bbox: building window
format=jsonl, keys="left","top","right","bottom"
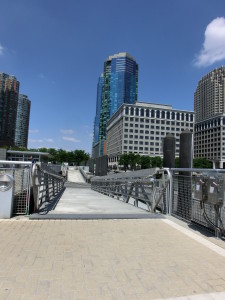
{"left": 167, "top": 111, "right": 170, "bottom": 119}
{"left": 161, "top": 111, "right": 165, "bottom": 119}
{"left": 125, "top": 107, "right": 129, "bottom": 115}
{"left": 146, "top": 109, "right": 149, "bottom": 117}
{"left": 130, "top": 107, "right": 134, "bottom": 115}
{"left": 156, "top": 110, "right": 160, "bottom": 118}
{"left": 151, "top": 110, "right": 155, "bottom": 118}
{"left": 141, "top": 108, "right": 144, "bottom": 117}
{"left": 135, "top": 108, "right": 139, "bottom": 116}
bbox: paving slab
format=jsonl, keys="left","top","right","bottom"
{"left": 1, "top": 218, "right": 225, "bottom": 299}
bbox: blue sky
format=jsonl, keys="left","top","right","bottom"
{"left": 0, "top": 0, "right": 225, "bottom": 154}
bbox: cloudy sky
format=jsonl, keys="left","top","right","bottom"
{"left": 0, "top": 0, "right": 225, "bottom": 153}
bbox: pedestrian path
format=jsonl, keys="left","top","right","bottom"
{"left": 31, "top": 184, "right": 159, "bottom": 220}
{"left": 67, "top": 168, "right": 85, "bottom": 183}
{"left": 1, "top": 217, "right": 225, "bottom": 299}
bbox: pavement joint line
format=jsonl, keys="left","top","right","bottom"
{"left": 159, "top": 290, "right": 225, "bottom": 299}
{"left": 163, "top": 219, "right": 225, "bottom": 258}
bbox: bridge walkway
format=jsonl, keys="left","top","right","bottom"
{"left": 31, "top": 167, "right": 159, "bottom": 219}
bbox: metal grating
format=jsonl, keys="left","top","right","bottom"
{"left": 0, "top": 166, "right": 31, "bottom": 215}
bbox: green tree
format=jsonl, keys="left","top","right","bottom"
{"left": 47, "top": 148, "right": 58, "bottom": 162}
{"left": 128, "top": 153, "right": 140, "bottom": 170}
{"left": 55, "top": 149, "right": 68, "bottom": 163}
{"left": 140, "top": 156, "right": 151, "bottom": 169}
{"left": 74, "top": 150, "right": 89, "bottom": 166}
{"left": 151, "top": 156, "right": 163, "bottom": 168}
{"left": 118, "top": 154, "right": 130, "bottom": 171}
{"left": 38, "top": 147, "right": 48, "bottom": 153}
{"left": 193, "top": 158, "right": 212, "bottom": 169}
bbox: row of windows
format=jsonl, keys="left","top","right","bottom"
{"left": 125, "top": 106, "right": 194, "bottom": 121}
{"left": 195, "top": 117, "right": 225, "bottom": 130}
{"left": 124, "top": 117, "right": 193, "bottom": 126}
{"left": 124, "top": 122, "right": 193, "bottom": 129}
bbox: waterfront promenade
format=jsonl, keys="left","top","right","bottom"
{"left": 1, "top": 169, "right": 225, "bottom": 299}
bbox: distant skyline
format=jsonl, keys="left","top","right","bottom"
{"left": 0, "top": 0, "right": 225, "bottom": 153}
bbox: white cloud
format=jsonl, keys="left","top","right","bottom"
{"left": 29, "top": 139, "right": 43, "bottom": 143}
{"left": 194, "top": 17, "right": 225, "bottom": 67}
{"left": 45, "top": 138, "right": 54, "bottom": 143}
{"left": 62, "top": 136, "right": 80, "bottom": 142}
{"left": 29, "top": 129, "right": 39, "bottom": 133}
{"left": 60, "top": 129, "right": 75, "bottom": 135}
{"left": 0, "top": 43, "right": 5, "bottom": 56}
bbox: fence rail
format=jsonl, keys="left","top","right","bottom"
{"left": 0, "top": 161, "right": 32, "bottom": 214}
{"left": 32, "top": 163, "right": 65, "bottom": 211}
{"left": 91, "top": 168, "right": 225, "bottom": 237}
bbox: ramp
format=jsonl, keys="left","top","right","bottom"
{"left": 30, "top": 184, "right": 163, "bottom": 220}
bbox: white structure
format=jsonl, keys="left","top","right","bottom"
{"left": 106, "top": 102, "right": 194, "bottom": 166}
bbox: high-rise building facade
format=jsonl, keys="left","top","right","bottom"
{"left": 0, "top": 73, "right": 20, "bottom": 147}
{"left": 15, "top": 94, "right": 31, "bottom": 148}
{"left": 93, "top": 52, "right": 138, "bottom": 157}
{"left": 194, "top": 66, "right": 225, "bottom": 122}
{"left": 194, "top": 66, "right": 225, "bottom": 168}
{"left": 93, "top": 74, "right": 104, "bottom": 146}
{"left": 106, "top": 102, "right": 194, "bottom": 166}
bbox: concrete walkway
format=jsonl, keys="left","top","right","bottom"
{"left": 67, "top": 168, "right": 85, "bottom": 183}
{"left": 1, "top": 217, "right": 225, "bottom": 299}
{"left": 31, "top": 184, "right": 157, "bottom": 219}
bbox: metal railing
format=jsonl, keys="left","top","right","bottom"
{"left": 79, "top": 166, "right": 93, "bottom": 183}
{"left": 91, "top": 168, "right": 168, "bottom": 213}
{"left": 91, "top": 168, "right": 225, "bottom": 237}
{"left": 0, "top": 161, "right": 32, "bottom": 214}
{"left": 32, "top": 162, "right": 66, "bottom": 211}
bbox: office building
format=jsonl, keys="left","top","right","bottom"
{"left": 15, "top": 94, "right": 31, "bottom": 148}
{"left": 106, "top": 102, "right": 194, "bottom": 166}
{"left": 92, "top": 52, "right": 138, "bottom": 157}
{"left": 93, "top": 74, "right": 104, "bottom": 147}
{"left": 0, "top": 73, "right": 19, "bottom": 147}
{"left": 194, "top": 67, "right": 225, "bottom": 168}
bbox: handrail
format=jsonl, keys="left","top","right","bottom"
{"left": 32, "top": 163, "right": 65, "bottom": 211}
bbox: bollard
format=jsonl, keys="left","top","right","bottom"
{"left": 177, "top": 129, "right": 193, "bottom": 220}
{"left": 163, "top": 133, "right": 175, "bottom": 168}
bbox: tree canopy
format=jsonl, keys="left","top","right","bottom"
{"left": 0, "top": 146, "right": 90, "bottom": 165}
{"left": 118, "top": 153, "right": 163, "bottom": 170}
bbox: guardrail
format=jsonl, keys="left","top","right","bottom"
{"left": 32, "top": 162, "right": 66, "bottom": 211}
{"left": 79, "top": 167, "right": 93, "bottom": 183}
{"left": 0, "top": 161, "right": 32, "bottom": 214}
{"left": 91, "top": 168, "right": 168, "bottom": 213}
{"left": 91, "top": 168, "right": 225, "bottom": 237}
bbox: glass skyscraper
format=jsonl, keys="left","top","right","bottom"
{"left": 15, "top": 94, "right": 31, "bottom": 148}
{"left": 0, "top": 73, "right": 20, "bottom": 147}
{"left": 93, "top": 73, "right": 104, "bottom": 145}
{"left": 92, "top": 52, "right": 138, "bottom": 157}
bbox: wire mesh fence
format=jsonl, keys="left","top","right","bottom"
{"left": 170, "top": 169, "right": 225, "bottom": 235}
{"left": 0, "top": 164, "right": 32, "bottom": 214}
{"left": 91, "top": 168, "right": 225, "bottom": 236}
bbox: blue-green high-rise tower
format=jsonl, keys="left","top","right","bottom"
{"left": 92, "top": 52, "right": 138, "bottom": 157}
